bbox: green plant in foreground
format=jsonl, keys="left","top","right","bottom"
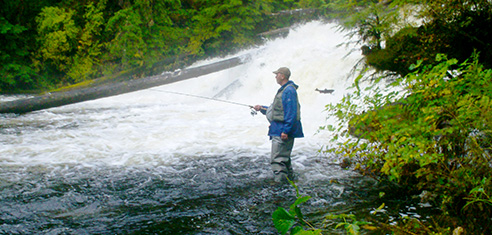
{"left": 272, "top": 179, "right": 322, "bottom": 235}
{"left": 325, "top": 213, "right": 373, "bottom": 235}
{"left": 463, "top": 177, "right": 492, "bottom": 213}
{"left": 324, "top": 203, "right": 381, "bottom": 235}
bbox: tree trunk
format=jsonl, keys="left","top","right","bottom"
{"left": 0, "top": 55, "right": 250, "bottom": 114}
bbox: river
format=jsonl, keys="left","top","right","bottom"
{"left": 0, "top": 21, "right": 431, "bottom": 234}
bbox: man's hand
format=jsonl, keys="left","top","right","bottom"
{"left": 253, "top": 105, "right": 263, "bottom": 111}
{"left": 281, "top": 133, "right": 288, "bottom": 140}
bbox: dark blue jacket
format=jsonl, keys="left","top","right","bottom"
{"left": 261, "top": 80, "right": 304, "bottom": 138}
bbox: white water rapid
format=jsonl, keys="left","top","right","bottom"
{"left": 0, "top": 21, "right": 360, "bottom": 167}
{"left": 0, "top": 21, "right": 391, "bottom": 234}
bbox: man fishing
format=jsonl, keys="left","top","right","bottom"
{"left": 254, "top": 67, "right": 304, "bottom": 183}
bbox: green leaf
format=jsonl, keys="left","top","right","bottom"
{"left": 292, "top": 196, "right": 312, "bottom": 209}
{"left": 289, "top": 195, "right": 311, "bottom": 220}
{"left": 346, "top": 223, "right": 361, "bottom": 235}
{"left": 291, "top": 227, "right": 323, "bottom": 235}
{"left": 272, "top": 207, "right": 296, "bottom": 235}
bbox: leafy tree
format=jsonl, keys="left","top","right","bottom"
{"left": 358, "top": 0, "right": 492, "bottom": 76}
{"left": 104, "top": 0, "right": 185, "bottom": 74}
{"left": 326, "top": 0, "right": 401, "bottom": 49}
{"left": 105, "top": 5, "right": 147, "bottom": 69}
{"left": 418, "top": 0, "right": 492, "bottom": 68}
{"left": 0, "top": 0, "right": 58, "bottom": 91}
{"left": 141, "top": 0, "right": 185, "bottom": 58}
{"left": 0, "top": 16, "right": 34, "bottom": 90}
{"left": 325, "top": 54, "right": 492, "bottom": 233}
{"left": 0, "top": 0, "right": 307, "bottom": 92}
{"left": 68, "top": 1, "right": 106, "bottom": 82}
{"left": 35, "top": 5, "right": 80, "bottom": 87}
{"left": 297, "top": 0, "right": 326, "bottom": 9}
{"left": 186, "top": 0, "right": 275, "bottom": 57}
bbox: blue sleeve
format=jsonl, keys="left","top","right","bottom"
{"left": 281, "top": 87, "right": 298, "bottom": 135}
{"left": 260, "top": 105, "right": 268, "bottom": 115}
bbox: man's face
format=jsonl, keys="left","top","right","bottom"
{"left": 275, "top": 73, "right": 284, "bottom": 85}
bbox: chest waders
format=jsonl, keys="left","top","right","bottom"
{"left": 268, "top": 83, "right": 300, "bottom": 183}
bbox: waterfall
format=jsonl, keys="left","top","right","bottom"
{"left": 0, "top": 21, "right": 376, "bottom": 235}
{"left": 0, "top": 21, "right": 362, "bottom": 167}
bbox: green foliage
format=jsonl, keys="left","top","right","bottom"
{"left": 0, "top": 1, "right": 51, "bottom": 91}
{"left": 36, "top": 6, "right": 80, "bottom": 73}
{"left": 423, "top": 0, "right": 492, "bottom": 69}
{"left": 365, "top": 0, "right": 492, "bottom": 76}
{"left": 332, "top": 0, "right": 492, "bottom": 77}
{"left": 326, "top": 0, "right": 402, "bottom": 50}
{"left": 68, "top": 1, "right": 106, "bottom": 82}
{"left": 320, "top": 0, "right": 492, "bottom": 233}
{"left": 463, "top": 177, "right": 492, "bottom": 214}
{"left": 365, "top": 26, "right": 440, "bottom": 76}
{"left": 297, "top": 0, "right": 326, "bottom": 9}
{"left": 325, "top": 213, "right": 373, "bottom": 235}
{"left": 279, "top": 198, "right": 378, "bottom": 235}
{"left": 272, "top": 179, "right": 322, "bottom": 235}
{"left": 0, "top": 16, "right": 36, "bottom": 90}
{"left": 105, "top": 0, "right": 185, "bottom": 70}
{"left": 324, "top": 54, "right": 492, "bottom": 233}
{"left": 186, "top": 0, "right": 274, "bottom": 56}
{"left": 1, "top": 0, "right": 304, "bottom": 93}
{"left": 106, "top": 6, "right": 146, "bottom": 68}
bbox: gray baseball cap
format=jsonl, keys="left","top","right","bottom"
{"left": 273, "top": 67, "right": 291, "bottom": 78}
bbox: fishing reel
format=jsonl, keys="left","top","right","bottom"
{"left": 250, "top": 107, "right": 258, "bottom": 116}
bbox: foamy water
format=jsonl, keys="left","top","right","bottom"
{"left": 0, "top": 21, "right": 401, "bottom": 234}
{"left": 0, "top": 21, "right": 360, "bottom": 168}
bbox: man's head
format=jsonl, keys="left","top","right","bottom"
{"left": 273, "top": 67, "right": 290, "bottom": 85}
{"left": 273, "top": 67, "right": 291, "bottom": 79}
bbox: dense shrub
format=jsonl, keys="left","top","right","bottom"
{"left": 326, "top": 54, "right": 492, "bottom": 233}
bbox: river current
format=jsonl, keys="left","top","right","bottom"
{"left": 0, "top": 21, "right": 428, "bottom": 234}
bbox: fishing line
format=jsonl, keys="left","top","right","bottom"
{"left": 149, "top": 88, "right": 260, "bottom": 116}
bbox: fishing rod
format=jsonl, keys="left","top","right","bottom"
{"left": 149, "top": 88, "right": 261, "bottom": 116}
